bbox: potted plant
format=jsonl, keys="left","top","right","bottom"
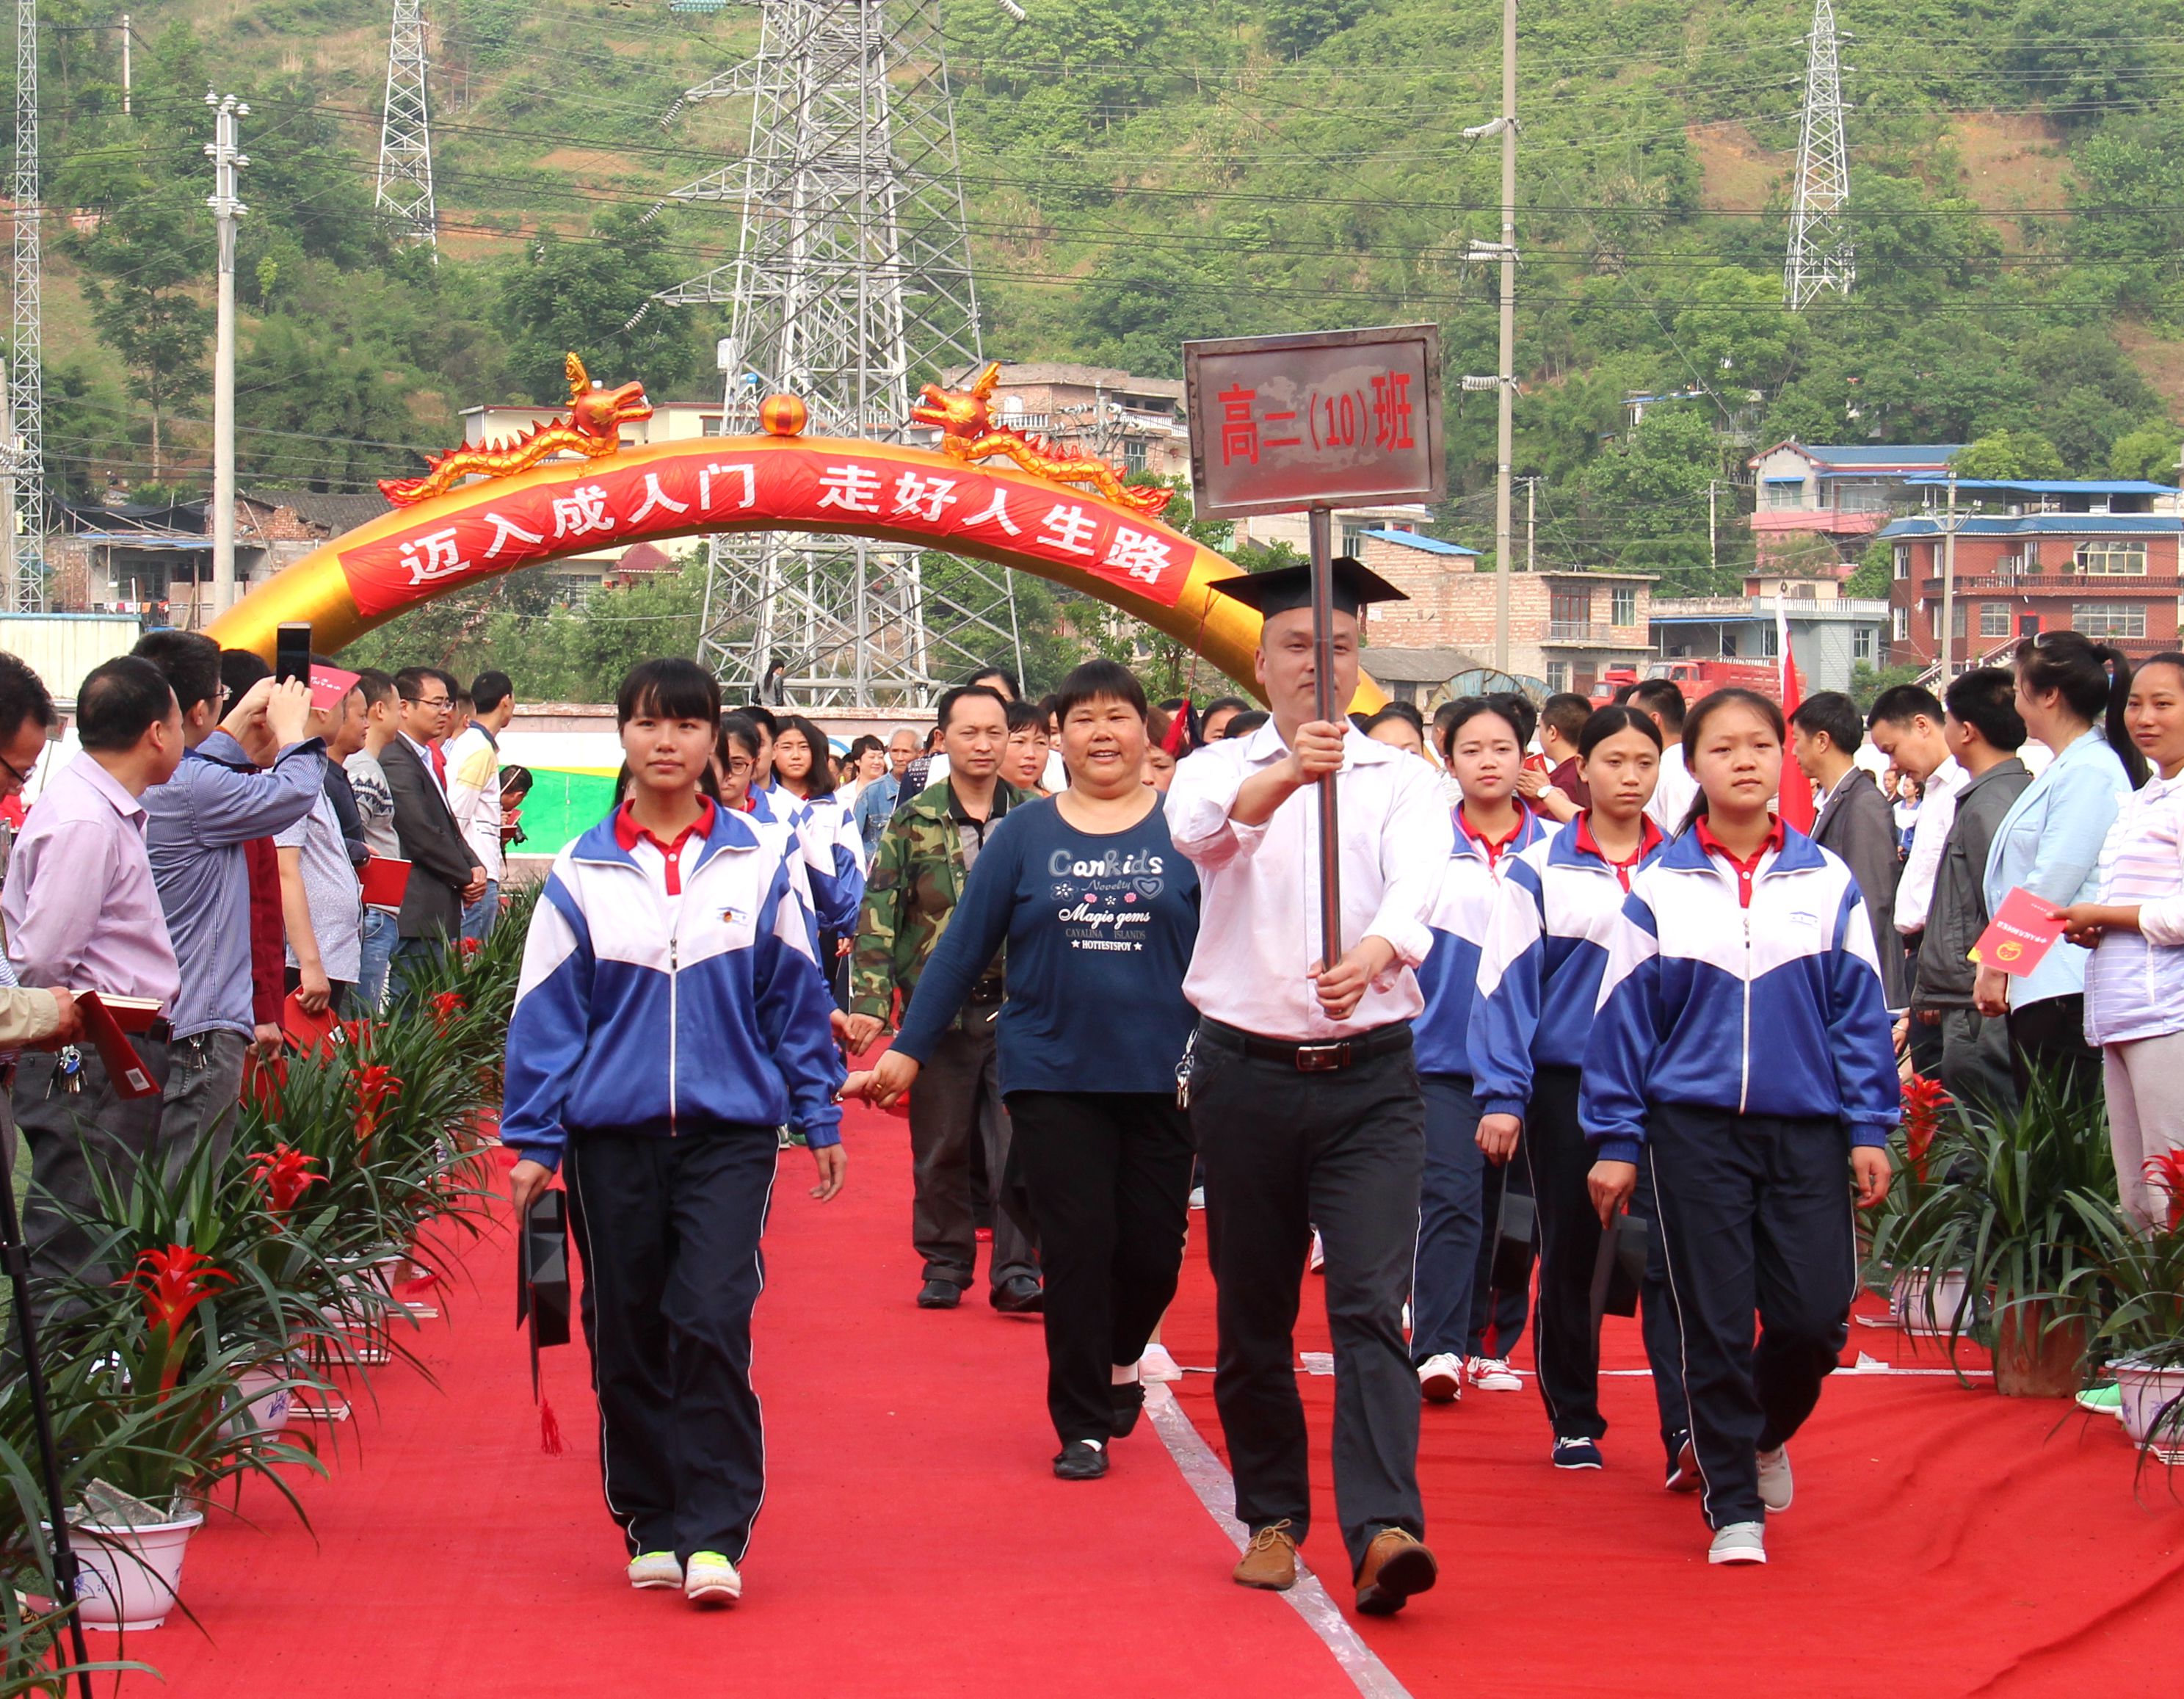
{"left": 1868, "top": 1065, "right": 2117, "bottom": 1394}
{"left": 2067, "top": 1158, "right": 2184, "bottom": 1461}
{"left": 1871, "top": 1076, "right": 1983, "bottom": 1337}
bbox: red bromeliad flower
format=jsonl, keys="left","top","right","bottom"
{"left": 248, "top": 1145, "right": 324, "bottom": 1225}
{"left": 350, "top": 1063, "right": 404, "bottom": 1161}
{"left": 429, "top": 990, "right": 467, "bottom": 1032}
{"left": 337, "top": 1018, "right": 374, "bottom": 1054}
{"left": 459, "top": 936, "right": 483, "bottom": 960}
{"left": 2145, "top": 1151, "right": 2184, "bottom": 1234}
{"left": 125, "top": 1246, "right": 233, "bottom": 1391}
{"left": 1901, "top": 1073, "right": 1951, "bottom": 1184}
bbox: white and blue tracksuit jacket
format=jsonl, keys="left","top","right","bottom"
{"left": 501, "top": 807, "right": 846, "bottom": 1170}
{"left": 1469, "top": 822, "right": 1667, "bottom": 1122}
{"left": 1578, "top": 825, "right": 1899, "bottom": 1164}
{"left": 752, "top": 783, "right": 866, "bottom": 935}
{"left": 1413, "top": 808, "right": 1559, "bottom": 1079}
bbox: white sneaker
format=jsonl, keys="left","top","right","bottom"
{"left": 1708, "top": 1521, "right": 1766, "bottom": 1565}
{"left": 1468, "top": 1355, "right": 1523, "bottom": 1392}
{"left": 1417, "top": 1352, "right": 1464, "bottom": 1404}
{"left": 684, "top": 1550, "right": 743, "bottom": 1605}
{"left": 1189, "top": 1186, "right": 1205, "bottom": 1211}
{"left": 628, "top": 1551, "right": 682, "bottom": 1590}
{"left": 1756, "top": 1445, "right": 1793, "bottom": 1513}
{"left": 1308, "top": 1230, "right": 1325, "bottom": 1273}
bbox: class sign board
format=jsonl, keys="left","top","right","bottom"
{"left": 1183, "top": 325, "right": 1445, "bottom": 521}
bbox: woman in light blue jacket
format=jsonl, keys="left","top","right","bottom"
{"left": 1974, "top": 631, "right": 2144, "bottom": 1103}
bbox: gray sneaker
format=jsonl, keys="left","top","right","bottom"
{"left": 1757, "top": 1445, "right": 1793, "bottom": 1513}
{"left": 1708, "top": 1521, "right": 1766, "bottom": 1565}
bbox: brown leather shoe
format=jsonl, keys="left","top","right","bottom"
{"left": 1232, "top": 1520, "right": 1299, "bottom": 1590}
{"left": 1354, "top": 1527, "right": 1437, "bottom": 1615}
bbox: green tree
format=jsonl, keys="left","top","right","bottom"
{"left": 236, "top": 317, "right": 421, "bottom": 492}
{"left": 1263, "top": 0, "right": 1369, "bottom": 59}
{"left": 1577, "top": 405, "right": 1726, "bottom": 592}
{"left": 73, "top": 190, "right": 213, "bottom": 481}
{"left": 496, "top": 207, "right": 709, "bottom": 404}
{"left": 1670, "top": 267, "right": 1800, "bottom": 391}
{"left": 1953, "top": 431, "right": 2065, "bottom": 479}
{"left": 2108, "top": 424, "right": 2181, "bottom": 482}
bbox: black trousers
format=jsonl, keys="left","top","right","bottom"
{"left": 1006, "top": 1092, "right": 1195, "bottom": 1444}
{"left": 1192, "top": 1030, "right": 1425, "bottom": 1576}
{"left": 565, "top": 1123, "right": 778, "bottom": 1565}
{"left": 907, "top": 1012, "right": 1037, "bottom": 1289}
{"left": 15, "top": 1038, "right": 173, "bottom": 1294}
{"left": 1523, "top": 1065, "right": 1688, "bottom": 1452}
{"left": 1645, "top": 1103, "right": 1855, "bottom": 1529}
{"left": 2008, "top": 993, "right": 2103, "bottom": 1106}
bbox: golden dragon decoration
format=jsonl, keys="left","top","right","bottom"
{"left": 380, "top": 353, "right": 654, "bottom": 506}
{"left": 910, "top": 362, "right": 1173, "bottom": 518}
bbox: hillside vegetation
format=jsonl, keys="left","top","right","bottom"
{"left": 18, "top": 0, "right": 2184, "bottom": 647}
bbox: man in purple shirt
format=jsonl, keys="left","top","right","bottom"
{"left": 5, "top": 656, "right": 186, "bottom": 1287}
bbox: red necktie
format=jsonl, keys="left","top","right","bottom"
{"left": 430, "top": 743, "right": 447, "bottom": 787}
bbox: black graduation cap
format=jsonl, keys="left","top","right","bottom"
{"left": 517, "top": 1189, "right": 571, "bottom": 1394}
{"left": 1207, "top": 556, "right": 1408, "bottom": 619}
{"left": 1490, "top": 1186, "right": 1538, "bottom": 1293}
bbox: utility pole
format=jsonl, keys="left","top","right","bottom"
{"left": 1524, "top": 475, "right": 1536, "bottom": 573}
{"left": 120, "top": 15, "right": 131, "bottom": 115}
{"left": 1785, "top": 0, "right": 1854, "bottom": 309}
{"left": 1708, "top": 478, "right": 1719, "bottom": 571}
{"left": 1940, "top": 469, "right": 1958, "bottom": 681}
{"left": 1461, "top": 0, "right": 1519, "bottom": 671}
{"left": 206, "top": 92, "right": 247, "bottom": 617}
{"left": 7, "top": 0, "right": 44, "bottom": 612}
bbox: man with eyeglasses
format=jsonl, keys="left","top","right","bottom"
{"left": 383, "top": 667, "right": 487, "bottom": 1000}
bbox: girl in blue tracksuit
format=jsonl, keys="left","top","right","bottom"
{"left": 1410, "top": 695, "right": 1557, "bottom": 1405}
{"left": 1581, "top": 689, "right": 1896, "bottom": 1568}
{"left": 503, "top": 659, "right": 846, "bottom": 1608}
{"left": 1470, "top": 706, "right": 1691, "bottom": 1479}
{"left": 771, "top": 712, "right": 866, "bottom": 1007}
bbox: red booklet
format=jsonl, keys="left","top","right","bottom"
{"left": 75, "top": 992, "right": 160, "bottom": 1100}
{"left": 1971, "top": 885, "right": 2069, "bottom": 978}
{"left": 308, "top": 664, "right": 360, "bottom": 714}
{"left": 282, "top": 991, "right": 336, "bottom": 1056}
{"left": 360, "top": 855, "right": 412, "bottom": 909}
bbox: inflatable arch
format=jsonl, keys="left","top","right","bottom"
{"left": 203, "top": 423, "right": 1387, "bottom": 712}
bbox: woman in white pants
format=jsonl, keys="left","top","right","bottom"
{"left": 2055, "top": 651, "right": 2184, "bottom": 1234}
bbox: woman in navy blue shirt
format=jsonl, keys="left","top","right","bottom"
{"left": 850, "top": 659, "right": 1201, "bottom": 1481}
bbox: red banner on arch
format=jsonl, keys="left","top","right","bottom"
{"left": 336, "top": 447, "right": 1197, "bottom": 617}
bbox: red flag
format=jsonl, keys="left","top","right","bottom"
{"left": 1774, "top": 603, "right": 1815, "bottom": 832}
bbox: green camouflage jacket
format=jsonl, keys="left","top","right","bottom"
{"left": 849, "top": 778, "right": 1022, "bottom": 1024}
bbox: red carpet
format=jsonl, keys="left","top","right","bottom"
{"left": 99, "top": 1106, "right": 1354, "bottom": 1699}
{"left": 91, "top": 1103, "right": 2184, "bottom": 1697}
{"left": 1163, "top": 1234, "right": 2184, "bottom": 1698}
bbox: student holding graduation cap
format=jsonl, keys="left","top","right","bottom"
{"left": 503, "top": 659, "right": 846, "bottom": 1609}
{"left": 1581, "top": 688, "right": 1896, "bottom": 1568}
{"left": 1167, "top": 557, "right": 1453, "bottom": 1617}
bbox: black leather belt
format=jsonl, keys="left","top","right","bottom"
{"left": 144, "top": 1018, "right": 173, "bottom": 1045}
{"left": 1197, "top": 1018, "right": 1412, "bottom": 1073}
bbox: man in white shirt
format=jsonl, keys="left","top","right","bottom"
{"left": 446, "top": 669, "right": 515, "bottom": 943}
{"left": 1632, "top": 679, "right": 1698, "bottom": 835}
{"left": 1867, "top": 683, "right": 1966, "bottom": 1074}
{"left": 1165, "top": 559, "right": 1451, "bottom": 1618}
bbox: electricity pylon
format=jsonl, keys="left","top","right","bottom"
{"left": 650, "top": 0, "right": 1022, "bottom": 707}
{"left": 376, "top": 0, "right": 438, "bottom": 252}
{"left": 1784, "top": 0, "right": 1853, "bottom": 310}
{"left": 6, "top": 0, "right": 44, "bottom": 610}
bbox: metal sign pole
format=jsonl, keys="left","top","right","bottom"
{"left": 1308, "top": 505, "right": 1343, "bottom": 971}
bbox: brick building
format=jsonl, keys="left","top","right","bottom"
{"left": 936, "top": 361, "right": 1191, "bottom": 481}
{"left": 1878, "top": 477, "right": 2183, "bottom": 670}
{"left": 1353, "top": 529, "right": 1654, "bottom": 697}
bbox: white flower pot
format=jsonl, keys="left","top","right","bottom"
{"left": 62, "top": 1510, "right": 204, "bottom": 1631}
{"left": 1893, "top": 1268, "right": 1975, "bottom": 1336}
{"left": 218, "top": 1366, "right": 295, "bottom": 1441}
{"left": 2114, "top": 1359, "right": 2184, "bottom": 1458}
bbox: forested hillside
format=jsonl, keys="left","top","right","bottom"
{"left": 21, "top": 0, "right": 2184, "bottom": 640}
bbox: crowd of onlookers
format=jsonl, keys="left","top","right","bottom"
{"left": 0, "top": 634, "right": 528, "bottom": 1294}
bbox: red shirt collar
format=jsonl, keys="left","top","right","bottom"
{"left": 1573, "top": 811, "right": 1663, "bottom": 880}
{"left": 614, "top": 797, "right": 717, "bottom": 857}
{"left": 1693, "top": 814, "right": 1785, "bottom": 906}
{"left": 1457, "top": 804, "right": 1530, "bottom": 866}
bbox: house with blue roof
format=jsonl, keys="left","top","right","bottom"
{"left": 1746, "top": 441, "right": 1967, "bottom": 567}
{"left": 1878, "top": 474, "right": 2183, "bottom": 670}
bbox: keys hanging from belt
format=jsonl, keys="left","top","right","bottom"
{"left": 57, "top": 1045, "right": 83, "bottom": 1094}
{"left": 1175, "top": 1030, "right": 1199, "bottom": 1110}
